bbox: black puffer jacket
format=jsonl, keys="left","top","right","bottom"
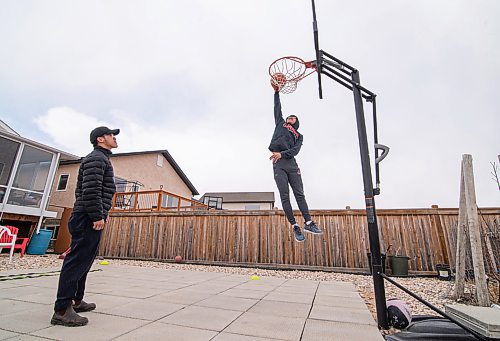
{"left": 268, "top": 92, "right": 303, "bottom": 159}
{"left": 72, "top": 147, "right": 116, "bottom": 222}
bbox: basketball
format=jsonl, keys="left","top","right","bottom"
{"left": 271, "top": 72, "right": 287, "bottom": 87}
{"left": 174, "top": 255, "right": 183, "bottom": 263}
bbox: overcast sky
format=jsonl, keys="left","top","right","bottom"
{"left": 1, "top": 0, "right": 499, "bottom": 209}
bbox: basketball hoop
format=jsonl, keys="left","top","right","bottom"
{"left": 269, "top": 56, "right": 316, "bottom": 94}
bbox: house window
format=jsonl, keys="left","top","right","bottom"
{"left": 245, "top": 204, "right": 260, "bottom": 210}
{"left": 7, "top": 145, "right": 53, "bottom": 208}
{"left": 157, "top": 154, "right": 164, "bottom": 167}
{"left": 203, "top": 196, "right": 223, "bottom": 210}
{"left": 0, "top": 136, "right": 20, "bottom": 203}
{"left": 56, "top": 174, "right": 69, "bottom": 191}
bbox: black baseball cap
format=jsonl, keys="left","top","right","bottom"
{"left": 90, "top": 126, "right": 120, "bottom": 145}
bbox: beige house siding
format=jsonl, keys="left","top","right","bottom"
{"left": 111, "top": 154, "right": 191, "bottom": 198}
{"left": 222, "top": 202, "right": 274, "bottom": 210}
{"left": 49, "top": 152, "right": 193, "bottom": 218}
{"left": 49, "top": 164, "right": 80, "bottom": 218}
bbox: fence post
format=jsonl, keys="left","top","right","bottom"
{"left": 462, "top": 154, "right": 490, "bottom": 306}
{"left": 454, "top": 166, "right": 467, "bottom": 299}
{"left": 157, "top": 191, "right": 162, "bottom": 211}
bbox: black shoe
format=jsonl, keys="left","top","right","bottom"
{"left": 73, "top": 300, "right": 96, "bottom": 313}
{"left": 50, "top": 305, "right": 88, "bottom": 327}
{"left": 292, "top": 225, "right": 305, "bottom": 242}
{"left": 304, "top": 221, "right": 323, "bottom": 235}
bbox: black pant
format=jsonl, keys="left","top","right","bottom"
{"left": 54, "top": 212, "right": 102, "bottom": 312}
{"left": 273, "top": 157, "right": 312, "bottom": 225}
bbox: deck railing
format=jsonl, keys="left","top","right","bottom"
{"left": 111, "top": 190, "right": 207, "bottom": 212}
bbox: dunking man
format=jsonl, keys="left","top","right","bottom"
{"left": 269, "top": 82, "right": 322, "bottom": 242}
{"left": 51, "top": 126, "right": 119, "bottom": 326}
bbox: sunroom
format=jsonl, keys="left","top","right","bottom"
{"left": 0, "top": 130, "right": 79, "bottom": 239}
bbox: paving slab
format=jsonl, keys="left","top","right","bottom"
{"left": 11, "top": 292, "right": 56, "bottom": 305}
{"left": 0, "top": 282, "right": 28, "bottom": 290}
{"left": 313, "top": 294, "right": 367, "bottom": 309}
{"left": 263, "top": 291, "right": 315, "bottom": 305}
{"left": 0, "top": 306, "right": 53, "bottom": 334}
{"left": 102, "top": 287, "right": 164, "bottom": 299}
{"left": 84, "top": 293, "right": 141, "bottom": 312}
{"left": 32, "top": 312, "right": 148, "bottom": 341}
{"left": 225, "top": 312, "right": 305, "bottom": 340}
{"left": 114, "top": 322, "right": 217, "bottom": 341}
{"left": 302, "top": 319, "right": 384, "bottom": 341}
{"left": 0, "top": 286, "right": 47, "bottom": 299}
{"left": 247, "top": 300, "right": 311, "bottom": 318}
{"left": 309, "top": 305, "right": 377, "bottom": 326}
{"left": 0, "top": 329, "right": 19, "bottom": 340}
{"left": 194, "top": 295, "right": 258, "bottom": 311}
{"left": 101, "top": 300, "right": 185, "bottom": 320}
{"left": 3, "top": 335, "right": 50, "bottom": 341}
{"left": 185, "top": 284, "right": 235, "bottom": 294}
{"left": 0, "top": 299, "right": 47, "bottom": 316}
{"left": 212, "top": 332, "right": 277, "bottom": 341}
{"left": 220, "top": 288, "right": 269, "bottom": 300}
{"left": 273, "top": 285, "right": 317, "bottom": 295}
{"left": 152, "top": 290, "right": 211, "bottom": 305}
{"left": 159, "top": 306, "right": 242, "bottom": 331}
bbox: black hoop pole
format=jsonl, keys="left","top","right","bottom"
{"left": 351, "top": 70, "right": 389, "bottom": 329}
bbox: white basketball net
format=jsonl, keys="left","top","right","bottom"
{"left": 269, "top": 57, "right": 309, "bottom": 94}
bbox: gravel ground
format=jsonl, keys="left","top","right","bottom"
{"left": 2, "top": 254, "right": 497, "bottom": 325}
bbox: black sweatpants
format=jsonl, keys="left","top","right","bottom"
{"left": 273, "top": 157, "right": 312, "bottom": 225}
{"left": 54, "top": 212, "right": 102, "bottom": 312}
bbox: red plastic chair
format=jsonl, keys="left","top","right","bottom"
{"left": 0, "top": 226, "right": 29, "bottom": 259}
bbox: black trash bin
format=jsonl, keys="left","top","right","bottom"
{"left": 367, "top": 252, "right": 386, "bottom": 274}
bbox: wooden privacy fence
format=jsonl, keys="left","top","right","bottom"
{"left": 99, "top": 207, "right": 500, "bottom": 273}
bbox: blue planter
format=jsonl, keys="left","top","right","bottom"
{"left": 26, "top": 229, "right": 52, "bottom": 255}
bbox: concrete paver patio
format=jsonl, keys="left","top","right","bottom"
{"left": 0, "top": 265, "right": 384, "bottom": 340}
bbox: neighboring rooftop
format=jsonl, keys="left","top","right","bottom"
{"left": 201, "top": 192, "right": 275, "bottom": 203}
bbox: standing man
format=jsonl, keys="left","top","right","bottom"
{"left": 269, "top": 82, "right": 322, "bottom": 242}
{"left": 51, "top": 126, "right": 119, "bottom": 326}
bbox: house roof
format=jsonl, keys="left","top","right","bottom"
{"left": 0, "top": 130, "right": 80, "bottom": 161}
{"left": 201, "top": 192, "right": 275, "bottom": 203}
{"left": 0, "top": 120, "right": 20, "bottom": 136}
{"left": 60, "top": 149, "right": 199, "bottom": 195}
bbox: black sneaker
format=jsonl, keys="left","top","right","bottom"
{"left": 50, "top": 305, "right": 88, "bottom": 327}
{"left": 304, "top": 221, "right": 323, "bottom": 235}
{"left": 292, "top": 225, "right": 305, "bottom": 242}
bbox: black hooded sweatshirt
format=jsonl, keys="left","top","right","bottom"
{"left": 268, "top": 92, "right": 303, "bottom": 159}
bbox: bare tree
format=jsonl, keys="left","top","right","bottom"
{"left": 492, "top": 161, "right": 500, "bottom": 191}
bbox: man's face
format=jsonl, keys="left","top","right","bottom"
{"left": 97, "top": 134, "right": 118, "bottom": 149}
{"left": 286, "top": 116, "right": 297, "bottom": 125}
